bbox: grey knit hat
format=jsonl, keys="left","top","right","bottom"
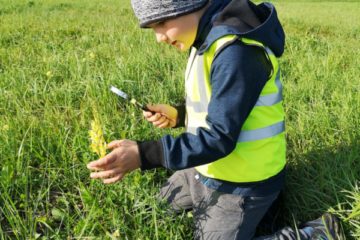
{"left": 131, "top": 0, "right": 209, "bottom": 28}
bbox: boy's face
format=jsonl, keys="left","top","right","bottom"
{"left": 149, "top": 12, "right": 201, "bottom": 52}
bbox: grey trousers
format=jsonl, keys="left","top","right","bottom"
{"left": 159, "top": 168, "right": 282, "bottom": 240}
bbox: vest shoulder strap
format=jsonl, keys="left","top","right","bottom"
{"left": 211, "top": 36, "right": 273, "bottom": 69}
{"left": 212, "top": 35, "right": 238, "bottom": 59}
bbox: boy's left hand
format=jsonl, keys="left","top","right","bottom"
{"left": 87, "top": 139, "right": 141, "bottom": 184}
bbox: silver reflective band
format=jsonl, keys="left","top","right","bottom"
{"left": 238, "top": 121, "right": 285, "bottom": 142}
{"left": 186, "top": 97, "right": 206, "bottom": 112}
{"left": 186, "top": 55, "right": 209, "bottom": 113}
{"left": 196, "top": 56, "right": 209, "bottom": 110}
{"left": 186, "top": 121, "right": 284, "bottom": 142}
{"left": 185, "top": 48, "right": 197, "bottom": 82}
{"left": 255, "top": 71, "right": 283, "bottom": 106}
{"left": 275, "top": 70, "right": 282, "bottom": 89}
{"left": 265, "top": 47, "right": 275, "bottom": 56}
{"left": 255, "top": 92, "right": 282, "bottom": 106}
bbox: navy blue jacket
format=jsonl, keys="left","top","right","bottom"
{"left": 138, "top": 0, "right": 286, "bottom": 195}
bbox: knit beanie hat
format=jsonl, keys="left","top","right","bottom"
{"left": 131, "top": 0, "right": 209, "bottom": 28}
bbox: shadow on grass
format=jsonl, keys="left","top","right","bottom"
{"left": 257, "top": 139, "right": 359, "bottom": 239}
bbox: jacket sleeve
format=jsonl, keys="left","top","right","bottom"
{"left": 138, "top": 42, "right": 272, "bottom": 170}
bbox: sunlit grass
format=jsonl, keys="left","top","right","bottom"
{"left": 0, "top": 0, "right": 359, "bottom": 239}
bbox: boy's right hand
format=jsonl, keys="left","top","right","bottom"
{"left": 143, "top": 104, "right": 178, "bottom": 128}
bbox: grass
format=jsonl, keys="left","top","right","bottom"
{"left": 0, "top": 0, "right": 359, "bottom": 239}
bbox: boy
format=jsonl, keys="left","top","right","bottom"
{"left": 87, "top": 0, "right": 341, "bottom": 239}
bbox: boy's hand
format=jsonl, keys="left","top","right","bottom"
{"left": 143, "top": 104, "right": 178, "bottom": 128}
{"left": 87, "top": 140, "right": 141, "bottom": 184}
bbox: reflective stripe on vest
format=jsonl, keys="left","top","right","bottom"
{"left": 238, "top": 121, "right": 284, "bottom": 142}
{"left": 255, "top": 70, "right": 282, "bottom": 106}
{"left": 186, "top": 54, "right": 208, "bottom": 112}
{"left": 187, "top": 68, "right": 282, "bottom": 111}
{"left": 187, "top": 119, "right": 285, "bottom": 143}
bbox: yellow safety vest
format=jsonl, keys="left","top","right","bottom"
{"left": 185, "top": 35, "right": 286, "bottom": 183}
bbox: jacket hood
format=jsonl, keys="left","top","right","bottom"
{"left": 198, "top": 1, "right": 285, "bottom": 57}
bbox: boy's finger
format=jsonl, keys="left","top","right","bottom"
{"left": 158, "top": 119, "right": 170, "bottom": 129}
{"left": 143, "top": 111, "right": 153, "bottom": 118}
{"left": 147, "top": 113, "right": 162, "bottom": 122}
{"left": 107, "top": 140, "right": 124, "bottom": 149}
{"left": 87, "top": 153, "right": 116, "bottom": 169}
{"left": 87, "top": 166, "right": 103, "bottom": 171}
{"left": 153, "top": 116, "right": 167, "bottom": 127}
{"left": 103, "top": 173, "right": 125, "bottom": 184}
{"left": 90, "top": 168, "right": 122, "bottom": 179}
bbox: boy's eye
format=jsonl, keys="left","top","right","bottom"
{"left": 149, "top": 21, "right": 166, "bottom": 30}
{"left": 156, "top": 21, "right": 165, "bottom": 27}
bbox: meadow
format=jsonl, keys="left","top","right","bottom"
{"left": 0, "top": 0, "right": 359, "bottom": 239}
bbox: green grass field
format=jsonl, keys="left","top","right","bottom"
{"left": 0, "top": 0, "right": 359, "bottom": 239}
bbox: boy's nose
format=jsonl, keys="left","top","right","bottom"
{"left": 155, "top": 33, "right": 168, "bottom": 43}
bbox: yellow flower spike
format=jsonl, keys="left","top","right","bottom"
{"left": 89, "top": 117, "right": 107, "bottom": 159}
{"left": 46, "top": 71, "right": 52, "bottom": 78}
